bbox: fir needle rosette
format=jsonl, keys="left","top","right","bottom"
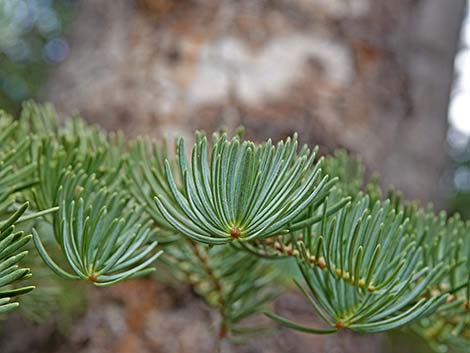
{"left": 155, "top": 131, "right": 335, "bottom": 245}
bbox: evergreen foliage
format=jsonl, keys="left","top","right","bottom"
{"left": 0, "top": 123, "right": 38, "bottom": 314}
{"left": 0, "top": 101, "right": 469, "bottom": 353}
{"left": 154, "top": 131, "right": 334, "bottom": 245}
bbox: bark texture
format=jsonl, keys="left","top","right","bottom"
{"left": 43, "top": 0, "right": 465, "bottom": 205}
{"left": 24, "top": 0, "right": 466, "bottom": 352}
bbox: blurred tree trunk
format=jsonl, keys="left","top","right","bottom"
{"left": 40, "top": 0, "right": 465, "bottom": 352}
{"left": 43, "top": 0, "right": 466, "bottom": 206}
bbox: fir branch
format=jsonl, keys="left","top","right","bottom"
{"left": 0, "top": 203, "right": 36, "bottom": 314}
{"left": 267, "top": 195, "right": 449, "bottom": 333}
{"left": 162, "top": 239, "right": 279, "bottom": 338}
{"left": 154, "top": 131, "right": 334, "bottom": 244}
{"left": 3, "top": 101, "right": 470, "bottom": 353}
{"left": 33, "top": 170, "right": 162, "bottom": 286}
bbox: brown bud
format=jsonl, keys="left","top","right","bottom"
{"left": 88, "top": 273, "right": 97, "bottom": 282}
{"left": 335, "top": 321, "right": 345, "bottom": 329}
{"left": 230, "top": 228, "right": 241, "bottom": 238}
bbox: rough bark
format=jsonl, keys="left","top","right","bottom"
{"left": 28, "top": 0, "right": 467, "bottom": 352}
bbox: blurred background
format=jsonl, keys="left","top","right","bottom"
{"left": 0, "top": 0, "right": 468, "bottom": 352}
